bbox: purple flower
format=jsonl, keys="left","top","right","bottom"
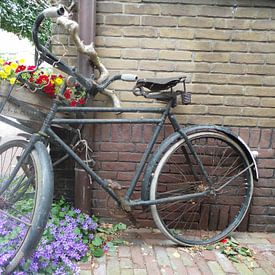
{"left": 0, "top": 200, "right": 98, "bottom": 274}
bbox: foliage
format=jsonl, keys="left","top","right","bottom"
{"left": 207, "top": 236, "right": 253, "bottom": 263}
{"left": 0, "top": 0, "right": 51, "bottom": 44}
{"left": 89, "top": 218, "right": 128, "bottom": 258}
{"left": 0, "top": 197, "right": 127, "bottom": 274}
{"left": 0, "top": 57, "right": 87, "bottom": 106}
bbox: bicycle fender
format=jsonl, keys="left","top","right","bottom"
{"left": 6, "top": 141, "right": 54, "bottom": 274}
{"left": 24, "top": 142, "right": 54, "bottom": 256}
{"left": 141, "top": 125, "right": 258, "bottom": 202}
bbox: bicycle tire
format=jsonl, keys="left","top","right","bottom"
{"left": 0, "top": 139, "right": 53, "bottom": 273}
{"left": 150, "top": 129, "right": 253, "bottom": 246}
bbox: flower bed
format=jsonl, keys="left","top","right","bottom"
{"left": 0, "top": 197, "right": 127, "bottom": 274}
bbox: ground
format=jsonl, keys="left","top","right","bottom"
{"left": 79, "top": 228, "right": 275, "bottom": 275}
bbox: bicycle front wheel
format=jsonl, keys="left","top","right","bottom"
{"left": 150, "top": 130, "right": 253, "bottom": 246}
{"left": 0, "top": 139, "right": 53, "bottom": 273}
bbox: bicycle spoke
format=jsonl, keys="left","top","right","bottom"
{"left": 0, "top": 208, "right": 31, "bottom": 227}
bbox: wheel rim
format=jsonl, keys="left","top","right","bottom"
{"left": 0, "top": 142, "right": 38, "bottom": 271}
{"left": 150, "top": 132, "right": 253, "bottom": 246}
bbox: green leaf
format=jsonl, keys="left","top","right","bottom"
{"left": 111, "top": 238, "right": 126, "bottom": 246}
{"left": 93, "top": 247, "right": 104, "bottom": 257}
{"left": 229, "top": 255, "right": 239, "bottom": 263}
{"left": 92, "top": 236, "right": 103, "bottom": 246}
{"left": 74, "top": 227, "right": 81, "bottom": 235}
{"left": 113, "top": 222, "right": 127, "bottom": 232}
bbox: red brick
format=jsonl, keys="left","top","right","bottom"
{"left": 201, "top": 250, "right": 217, "bottom": 261}
{"left": 144, "top": 254, "right": 161, "bottom": 275}
{"left": 131, "top": 125, "right": 143, "bottom": 143}
{"left": 94, "top": 151, "right": 118, "bottom": 161}
{"left": 130, "top": 246, "right": 146, "bottom": 269}
{"left": 100, "top": 142, "right": 136, "bottom": 152}
{"left": 119, "top": 152, "right": 142, "bottom": 162}
{"left": 101, "top": 161, "right": 135, "bottom": 171}
{"left": 259, "top": 129, "right": 272, "bottom": 149}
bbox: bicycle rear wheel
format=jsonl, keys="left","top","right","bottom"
{"left": 150, "top": 130, "right": 253, "bottom": 246}
{"left": 0, "top": 139, "right": 53, "bottom": 273}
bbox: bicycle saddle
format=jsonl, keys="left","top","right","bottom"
{"left": 135, "top": 76, "right": 186, "bottom": 92}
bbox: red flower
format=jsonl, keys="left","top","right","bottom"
{"left": 220, "top": 239, "right": 228, "bottom": 244}
{"left": 27, "top": 65, "right": 36, "bottom": 71}
{"left": 16, "top": 65, "right": 26, "bottom": 73}
{"left": 64, "top": 89, "right": 71, "bottom": 100}
{"left": 36, "top": 74, "right": 49, "bottom": 85}
{"left": 43, "top": 83, "right": 55, "bottom": 97}
{"left": 70, "top": 100, "right": 77, "bottom": 107}
{"left": 78, "top": 98, "right": 86, "bottom": 105}
{"left": 50, "top": 74, "right": 57, "bottom": 80}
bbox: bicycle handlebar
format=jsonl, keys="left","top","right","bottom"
{"left": 43, "top": 5, "right": 65, "bottom": 18}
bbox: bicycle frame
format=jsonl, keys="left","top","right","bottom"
{"left": 16, "top": 85, "right": 208, "bottom": 213}
{"left": 0, "top": 80, "right": 212, "bottom": 211}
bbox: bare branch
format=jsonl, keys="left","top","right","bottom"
{"left": 56, "top": 14, "right": 109, "bottom": 83}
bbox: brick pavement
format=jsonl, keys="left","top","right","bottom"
{"left": 79, "top": 229, "right": 275, "bottom": 275}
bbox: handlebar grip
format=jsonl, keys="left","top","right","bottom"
{"left": 121, "top": 74, "right": 138, "bottom": 82}
{"left": 43, "top": 5, "right": 65, "bottom": 18}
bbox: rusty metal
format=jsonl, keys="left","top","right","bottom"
{"left": 74, "top": 0, "right": 96, "bottom": 214}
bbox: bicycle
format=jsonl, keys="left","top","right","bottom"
{"left": 0, "top": 5, "right": 258, "bottom": 273}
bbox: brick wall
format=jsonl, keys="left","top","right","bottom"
{"left": 53, "top": 0, "right": 275, "bottom": 232}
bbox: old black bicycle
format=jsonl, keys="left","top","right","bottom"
{"left": 0, "top": 6, "right": 258, "bottom": 273}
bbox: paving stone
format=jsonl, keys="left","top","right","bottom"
{"left": 79, "top": 229, "right": 275, "bottom": 275}
{"left": 267, "top": 237, "right": 275, "bottom": 244}
{"left": 252, "top": 268, "right": 268, "bottom": 275}
{"left": 207, "top": 261, "right": 225, "bottom": 275}
{"left": 131, "top": 246, "right": 146, "bottom": 269}
{"left": 107, "top": 258, "right": 120, "bottom": 275}
{"left": 120, "top": 257, "right": 134, "bottom": 269}
{"left": 154, "top": 246, "right": 171, "bottom": 267}
{"left": 166, "top": 248, "right": 187, "bottom": 274}
{"left": 194, "top": 256, "right": 213, "bottom": 275}
{"left": 160, "top": 265, "right": 174, "bottom": 275}
{"left": 201, "top": 250, "right": 217, "bottom": 261}
{"left": 215, "top": 252, "right": 237, "bottom": 273}
{"left": 119, "top": 246, "right": 131, "bottom": 257}
{"left": 144, "top": 253, "right": 161, "bottom": 275}
{"left": 133, "top": 269, "right": 147, "bottom": 275}
{"left": 92, "top": 256, "right": 107, "bottom": 275}
{"left": 121, "top": 268, "right": 134, "bottom": 275}
{"left": 232, "top": 262, "right": 253, "bottom": 274}
{"left": 186, "top": 266, "right": 202, "bottom": 275}
{"left": 179, "top": 250, "right": 195, "bottom": 266}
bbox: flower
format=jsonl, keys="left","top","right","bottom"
{"left": 0, "top": 57, "right": 87, "bottom": 106}
{"left": 220, "top": 238, "right": 228, "bottom": 244}
{"left": 70, "top": 100, "right": 77, "bottom": 107}
{"left": 9, "top": 77, "right": 16, "bottom": 85}
{"left": 54, "top": 76, "right": 63, "bottom": 86}
{"left": 10, "top": 62, "right": 18, "bottom": 70}
{"left": 0, "top": 71, "right": 7, "bottom": 79}
{"left": 64, "top": 89, "right": 71, "bottom": 99}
